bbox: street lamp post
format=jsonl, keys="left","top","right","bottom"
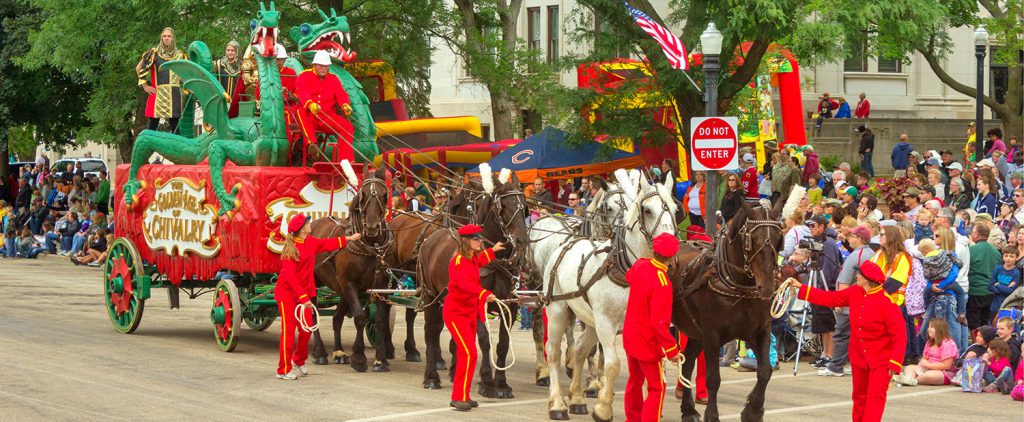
{"left": 974, "top": 25, "right": 988, "bottom": 165}
{"left": 701, "top": 22, "right": 724, "bottom": 237}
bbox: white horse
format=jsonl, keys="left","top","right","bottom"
{"left": 542, "top": 171, "right": 677, "bottom": 421}
{"left": 527, "top": 175, "right": 635, "bottom": 389}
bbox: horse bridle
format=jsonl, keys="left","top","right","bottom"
{"left": 712, "top": 206, "right": 784, "bottom": 298}
{"left": 347, "top": 177, "right": 393, "bottom": 261}
{"left": 630, "top": 188, "right": 677, "bottom": 244}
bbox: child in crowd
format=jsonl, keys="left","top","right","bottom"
{"left": 855, "top": 172, "right": 870, "bottom": 193}
{"left": 982, "top": 338, "right": 1015, "bottom": 394}
{"left": 807, "top": 174, "right": 822, "bottom": 205}
{"left": 894, "top": 319, "right": 958, "bottom": 386}
{"left": 996, "top": 199, "right": 1017, "bottom": 237}
{"left": 16, "top": 227, "right": 46, "bottom": 259}
{"left": 917, "top": 239, "right": 968, "bottom": 346}
{"left": 995, "top": 317, "right": 1021, "bottom": 371}
{"left": 965, "top": 325, "right": 997, "bottom": 359}
{"left": 2, "top": 225, "right": 16, "bottom": 258}
{"left": 1013, "top": 359, "right": 1024, "bottom": 401}
{"left": 913, "top": 209, "right": 934, "bottom": 245}
{"left": 737, "top": 333, "right": 778, "bottom": 371}
{"left": 988, "top": 247, "right": 1020, "bottom": 317}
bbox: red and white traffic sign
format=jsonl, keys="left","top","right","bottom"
{"left": 689, "top": 116, "right": 739, "bottom": 171}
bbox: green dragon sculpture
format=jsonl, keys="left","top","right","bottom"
{"left": 291, "top": 8, "right": 379, "bottom": 162}
{"left": 123, "top": 1, "right": 289, "bottom": 216}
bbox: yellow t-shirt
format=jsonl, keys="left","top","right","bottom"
{"left": 807, "top": 187, "right": 823, "bottom": 205}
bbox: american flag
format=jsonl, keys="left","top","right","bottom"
{"left": 624, "top": 1, "right": 689, "bottom": 70}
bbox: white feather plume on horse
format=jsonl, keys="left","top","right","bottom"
{"left": 614, "top": 169, "right": 637, "bottom": 201}
{"left": 480, "top": 162, "right": 494, "bottom": 194}
{"left": 340, "top": 159, "right": 360, "bottom": 189}
{"left": 498, "top": 168, "right": 511, "bottom": 185}
{"left": 781, "top": 185, "right": 807, "bottom": 221}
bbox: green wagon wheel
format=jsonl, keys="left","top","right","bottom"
{"left": 244, "top": 312, "right": 275, "bottom": 331}
{"left": 104, "top": 238, "right": 146, "bottom": 334}
{"left": 365, "top": 303, "right": 378, "bottom": 344}
{"left": 211, "top": 279, "right": 242, "bottom": 352}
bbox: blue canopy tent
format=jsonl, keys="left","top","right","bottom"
{"left": 468, "top": 127, "right": 647, "bottom": 181}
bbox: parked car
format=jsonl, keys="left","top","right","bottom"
{"left": 50, "top": 158, "right": 108, "bottom": 180}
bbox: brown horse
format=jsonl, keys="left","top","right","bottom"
{"left": 308, "top": 166, "right": 393, "bottom": 372}
{"left": 669, "top": 200, "right": 785, "bottom": 422}
{"left": 417, "top": 172, "right": 529, "bottom": 398}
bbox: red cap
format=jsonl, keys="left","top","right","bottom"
{"left": 457, "top": 224, "right": 483, "bottom": 237}
{"left": 859, "top": 260, "right": 885, "bottom": 284}
{"left": 287, "top": 214, "right": 308, "bottom": 234}
{"left": 652, "top": 233, "right": 679, "bottom": 257}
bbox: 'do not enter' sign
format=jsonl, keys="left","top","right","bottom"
{"left": 689, "top": 116, "right": 739, "bottom": 171}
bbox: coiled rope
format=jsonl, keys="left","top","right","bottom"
{"left": 486, "top": 298, "right": 517, "bottom": 371}
{"left": 669, "top": 354, "right": 694, "bottom": 389}
{"left": 296, "top": 304, "right": 320, "bottom": 333}
{"left": 770, "top": 279, "right": 797, "bottom": 319}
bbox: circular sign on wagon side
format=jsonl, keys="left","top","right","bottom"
{"left": 689, "top": 116, "right": 739, "bottom": 171}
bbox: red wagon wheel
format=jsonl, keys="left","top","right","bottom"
{"left": 103, "top": 238, "right": 146, "bottom": 334}
{"left": 211, "top": 279, "right": 242, "bottom": 352}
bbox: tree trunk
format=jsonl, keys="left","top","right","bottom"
{"left": 490, "top": 90, "right": 516, "bottom": 141}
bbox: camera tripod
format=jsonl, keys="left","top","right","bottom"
{"left": 792, "top": 261, "right": 830, "bottom": 375}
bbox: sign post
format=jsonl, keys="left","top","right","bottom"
{"left": 690, "top": 116, "right": 738, "bottom": 237}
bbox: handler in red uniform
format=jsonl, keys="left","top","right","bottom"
{"left": 274, "top": 214, "right": 360, "bottom": 380}
{"left": 295, "top": 50, "right": 355, "bottom": 161}
{"left": 784, "top": 260, "right": 907, "bottom": 422}
{"left": 624, "top": 233, "right": 681, "bottom": 422}
{"left": 445, "top": 224, "right": 505, "bottom": 411}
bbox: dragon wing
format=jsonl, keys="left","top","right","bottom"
{"left": 160, "top": 60, "right": 241, "bottom": 140}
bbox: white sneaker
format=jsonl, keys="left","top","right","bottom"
{"left": 276, "top": 372, "right": 298, "bottom": 380}
{"left": 817, "top": 367, "right": 844, "bottom": 377}
{"left": 291, "top": 362, "right": 308, "bottom": 376}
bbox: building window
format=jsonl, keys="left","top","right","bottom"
{"left": 480, "top": 124, "right": 491, "bottom": 142}
{"left": 528, "top": 7, "right": 541, "bottom": 52}
{"left": 877, "top": 57, "right": 902, "bottom": 73}
{"left": 844, "top": 32, "right": 867, "bottom": 72}
{"left": 547, "top": 6, "right": 559, "bottom": 64}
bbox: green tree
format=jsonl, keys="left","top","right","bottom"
{"left": 821, "top": 0, "right": 1022, "bottom": 141}
{"left": 19, "top": 0, "right": 442, "bottom": 162}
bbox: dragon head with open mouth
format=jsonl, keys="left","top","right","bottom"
{"left": 290, "top": 8, "right": 356, "bottom": 63}
{"left": 249, "top": 1, "right": 280, "bottom": 58}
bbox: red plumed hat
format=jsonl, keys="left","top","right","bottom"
{"left": 652, "top": 233, "right": 679, "bottom": 257}
{"left": 457, "top": 224, "right": 483, "bottom": 238}
{"left": 287, "top": 214, "right": 308, "bottom": 234}
{"left": 859, "top": 260, "right": 886, "bottom": 284}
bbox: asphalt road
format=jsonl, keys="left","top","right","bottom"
{"left": 1, "top": 255, "right": 1018, "bottom": 421}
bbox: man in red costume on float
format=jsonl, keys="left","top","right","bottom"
{"left": 294, "top": 50, "right": 355, "bottom": 161}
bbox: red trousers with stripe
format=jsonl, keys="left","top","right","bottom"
{"left": 851, "top": 365, "right": 892, "bottom": 422}
{"left": 277, "top": 301, "right": 314, "bottom": 375}
{"left": 445, "top": 316, "right": 478, "bottom": 402}
{"left": 295, "top": 108, "right": 354, "bottom": 162}
{"left": 624, "top": 356, "right": 667, "bottom": 422}
{"left": 675, "top": 333, "right": 708, "bottom": 400}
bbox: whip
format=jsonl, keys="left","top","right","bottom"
{"left": 485, "top": 297, "right": 516, "bottom": 371}
{"left": 770, "top": 279, "right": 797, "bottom": 319}
{"left": 295, "top": 304, "right": 320, "bottom": 333}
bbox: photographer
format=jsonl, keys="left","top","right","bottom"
{"left": 804, "top": 216, "right": 843, "bottom": 369}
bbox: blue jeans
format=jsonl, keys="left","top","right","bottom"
{"left": 519, "top": 306, "right": 532, "bottom": 329}
{"left": 22, "top": 247, "right": 46, "bottom": 259}
{"left": 44, "top": 233, "right": 59, "bottom": 254}
{"left": 984, "top": 367, "right": 1014, "bottom": 393}
{"left": 860, "top": 152, "right": 874, "bottom": 177}
{"left": 60, "top": 235, "right": 73, "bottom": 253}
{"left": 3, "top": 238, "right": 16, "bottom": 257}
{"left": 72, "top": 233, "right": 87, "bottom": 254}
{"left": 921, "top": 295, "right": 967, "bottom": 351}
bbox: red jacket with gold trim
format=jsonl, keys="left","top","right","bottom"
{"left": 295, "top": 70, "right": 350, "bottom": 113}
{"left": 798, "top": 284, "right": 907, "bottom": 372}
{"left": 443, "top": 248, "right": 496, "bottom": 321}
{"left": 623, "top": 258, "right": 679, "bottom": 362}
{"left": 276, "top": 236, "right": 347, "bottom": 303}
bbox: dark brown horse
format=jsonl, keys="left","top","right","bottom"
{"left": 308, "top": 166, "right": 393, "bottom": 372}
{"left": 417, "top": 172, "right": 529, "bottom": 398}
{"left": 669, "top": 200, "right": 785, "bottom": 422}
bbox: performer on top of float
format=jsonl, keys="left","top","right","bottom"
{"left": 623, "top": 232, "right": 682, "bottom": 422}
{"left": 784, "top": 260, "right": 907, "bottom": 422}
{"left": 136, "top": 27, "right": 187, "bottom": 132}
{"left": 295, "top": 51, "right": 356, "bottom": 161}
{"left": 275, "top": 44, "right": 298, "bottom": 97}
{"left": 213, "top": 40, "right": 242, "bottom": 117}
{"left": 444, "top": 224, "right": 503, "bottom": 411}
{"left": 274, "top": 213, "right": 361, "bottom": 380}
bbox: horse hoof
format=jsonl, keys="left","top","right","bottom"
{"left": 423, "top": 379, "right": 441, "bottom": 390}
{"left": 435, "top": 361, "right": 446, "bottom": 370}
{"left": 591, "top": 413, "right": 612, "bottom": 422}
{"left": 372, "top": 361, "right": 390, "bottom": 372}
{"left": 351, "top": 361, "right": 368, "bottom": 373}
{"left": 682, "top": 413, "right": 701, "bottom": 422}
{"left": 536, "top": 377, "right": 550, "bottom": 386}
{"left": 496, "top": 387, "right": 514, "bottom": 399}
{"left": 569, "top": 404, "right": 588, "bottom": 415}
{"left": 334, "top": 356, "right": 350, "bottom": 364}
{"left": 585, "top": 388, "right": 599, "bottom": 399}
{"left": 566, "top": 367, "right": 574, "bottom": 378}
{"left": 478, "top": 385, "right": 497, "bottom": 398}
{"left": 385, "top": 351, "right": 396, "bottom": 360}
{"left": 549, "top": 410, "right": 569, "bottom": 420}
{"left": 406, "top": 352, "right": 422, "bottom": 362}
{"left": 312, "top": 356, "right": 328, "bottom": 365}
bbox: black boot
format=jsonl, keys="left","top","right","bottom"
{"left": 449, "top": 401, "right": 472, "bottom": 411}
